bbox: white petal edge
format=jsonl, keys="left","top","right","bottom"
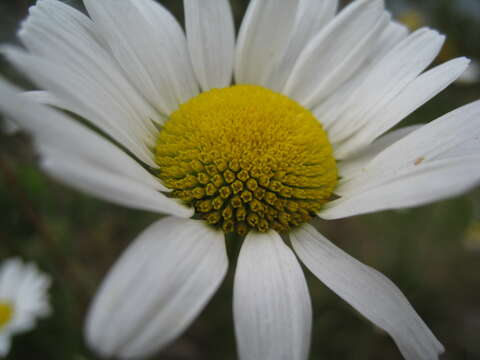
{"left": 184, "top": 0, "right": 235, "bottom": 91}
{"left": 291, "top": 224, "right": 444, "bottom": 360}
{"left": 85, "top": 217, "right": 228, "bottom": 359}
{"left": 234, "top": 231, "right": 312, "bottom": 360}
{"left": 323, "top": 101, "right": 480, "bottom": 218}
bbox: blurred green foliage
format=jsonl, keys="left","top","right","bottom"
{"left": 1, "top": 0, "right": 480, "bottom": 359}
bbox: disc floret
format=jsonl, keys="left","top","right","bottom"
{"left": 156, "top": 85, "right": 338, "bottom": 235}
{"left": 0, "top": 302, "right": 13, "bottom": 329}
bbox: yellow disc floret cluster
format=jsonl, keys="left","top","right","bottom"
{"left": 0, "top": 302, "right": 13, "bottom": 329}
{"left": 155, "top": 85, "right": 338, "bottom": 235}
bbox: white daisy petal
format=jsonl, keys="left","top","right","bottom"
{"left": 322, "top": 101, "right": 480, "bottom": 219}
{"left": 338, "top": 125, "right": 422, "bottom": 181}
{"left": 234, "top": 231, "right": 312, "bottom": 360}
{"left": 2, "top": 47, "right": 157, "bottom": 167}
{"left": 0, "top": 335, "right": 11, "bottom": 357}
{"left": 20, "top": 0, "right": 163, "bottom": 129}
{"left": 336, "top": 57, "right": 470, "bottom": 157}
{"left": 371, "top": 21, "right": 409, "bottom": 63}
{"left": 0, "top": 79, "right": 192, "bottom": 218}
{"left": 312, "top": 21, "right": 408, "bottom": 131}
{"left": 0, "top": 79, "right": 158, "bottom": 188}
{"left": 235, "top": 0, "right": 298, "bottom": 87}
{"left": 18, "top": 0, "right": 161, "bottom": 136}
{"left": 265, "top": 0, "right": 339, "bottom": 91}
{"left": 16, "top": 265, "right": 51, "bottom": 316}
{"left": 22, "top": 91, "right": 64, "bottom": 108}
{"left": 0, "top": 259, "right": 23, "bottom": 299}
{"left": 40, "top": 149, "right": 191, "bottom": 218}
{"left": 326, "top": 156, "right": 480, "bottom": 219}
{"left": 291, "top": 224, "right": 444, "bottom": 360}
{"left": 325, "top": 28, "right": 445, "bottom": 156}
{"left": 284, "top": 0, "right": 387, "bottom": 108}
{"left": 85, "top": 217, "right": 228, "bottom": 359}
{"left": 83, "top": 0, "right": 199, "bottom": 115}
{"left": 184, "top": 0, "right": 235, "bottom": 91}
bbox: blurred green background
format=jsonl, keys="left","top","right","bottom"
{"left": 1, "top": 0, "right": 480, "bottom": 359}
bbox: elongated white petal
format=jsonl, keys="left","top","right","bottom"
{"left": 265, "top": 0, "right": 339, "bottom": 91}
{"left": 0, "top": 336, "right": 11, "bottom": 357}
{"left": 83, "top": 0, "right": 198, "bottom": 115}
{"left": 86, "top": 217, "right": 228, "bottom": 359}
{"left": 22, "top": 91, "right": 64, "bottom": 108}
{"left": 329, "top": 156, "right": 480, "bottom": 218}
{"left": 0, "top": 79, "right": 192, "bottom": 218}
{"left": 0, "top": 79, "right": 159, "bottom": 189}
{"left": 40, "top": 150, "right": 191, "bottom": 218}
{"left": 20, "top": 0, "right": 163, "bottom": 130}
{"left": 291, "top": 225, "right": 444, "bottom": 360}
{"left": 18, "top": 0, "right": 161, "bottom": 144}
{"left": 323, "top": 28, "right": 444, "bottom": 155}
{"left": 372, "top": 21, "right": 409, "bottom": 63}
{"left": 338, "top": 125, "right": 422, "bottom": 182}
{"left": 0, "top": 80, "right": 154, "bottom": 187}
{"left": 2, "top": 47, "right": 157, "bottom": 167}
{"left": 184, "top": 0, "right": 235, "bottom": 91}
{"left": 234, "top": 231, "right": 312, "bottom": 360}
{"left": 235, "top": 0, "right": 298, "bottom": 87}
{"left": 284, "top": 0, "right": 387, "bottom": 107}
{"left": 313, "top": 21, "right": 408, "bottom": 130}
{"left": 322, "top": 101, "right": 480, "bottom": 219}
{"left": 337, "top": 57, "right": 470, "bottom": 156}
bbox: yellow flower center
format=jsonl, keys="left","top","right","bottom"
{"left": 156, "top": 85, "right": 338, "bottom": 235}
{"left": 0, "top": 302, "right": 13, "bottom": 329}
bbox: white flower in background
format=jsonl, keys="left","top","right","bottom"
{"left": 0, "top": 0, "right": 479, "bottom": 359}
{"left": 0, "top": 258, "right": 51, "bottom": 356}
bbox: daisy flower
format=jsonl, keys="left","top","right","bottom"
{"left": 0, "top": 258, "right": 51, "bottom": 356}
{"left": 0, "top": 0, "right": 479, "bottom": 359}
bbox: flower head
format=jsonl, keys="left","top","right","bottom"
{"left": 1, "top": 0, "right": 479, "bottom": 359}
{"left": 0, "top": 258, "right": 51, "bottom": 356}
